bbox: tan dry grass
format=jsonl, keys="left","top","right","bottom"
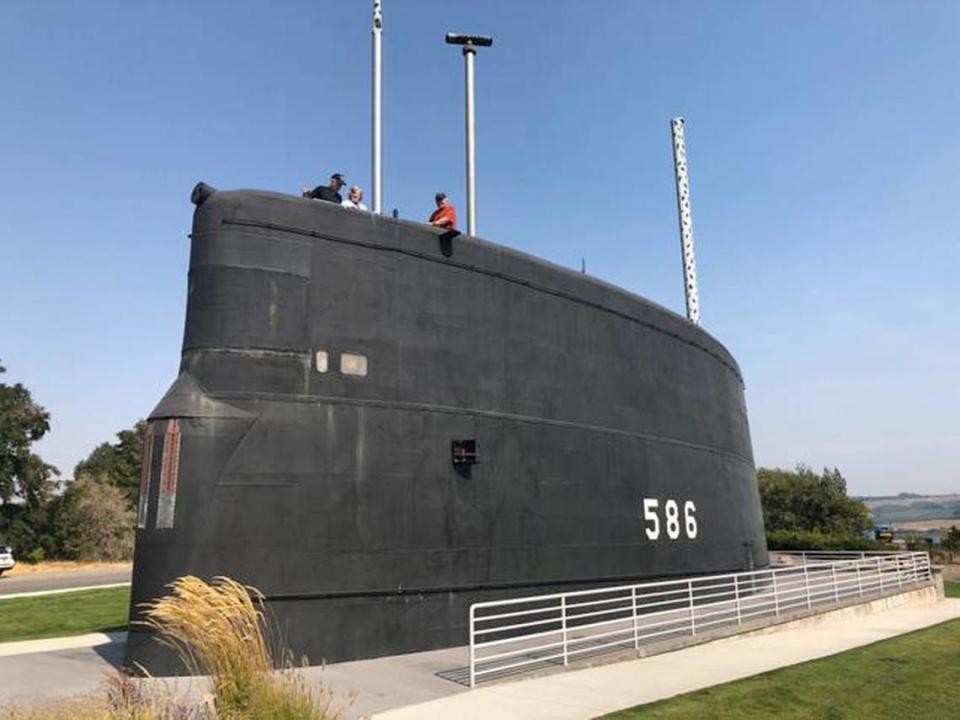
{"left": 3, "top": 576, "right": 343, "bottom": 719}
{"left": 894, "top": 517, "right": 960, "bottom": 532}
{"left": 138, "top": 576, "right": 343, "bottom": 719}
{"left": 0, "top": 673, "right": 206, "bottom": 719}
{"left": 6, "top": 561, "right": 132, "bottom": 576}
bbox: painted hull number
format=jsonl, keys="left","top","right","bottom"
{"left": 642, "top": 498, "right": 697, "bottom": 540}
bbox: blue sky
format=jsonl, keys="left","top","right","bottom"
{"left": 1, "top": 1, "right": 957, "bottom": 496}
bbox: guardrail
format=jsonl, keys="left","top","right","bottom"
{"left": 468, "top": 551, "right": 931, "bottom": 687}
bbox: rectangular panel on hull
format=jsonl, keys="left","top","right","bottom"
{"left": 156, "top": 419, "right": 182, "bottom": 529}
{"left": 137, "top": 427, "right": 156, "bottom": 529}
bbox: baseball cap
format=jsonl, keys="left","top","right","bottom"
{"left": 331, "top": 173, "right": 346, "bottom": 183}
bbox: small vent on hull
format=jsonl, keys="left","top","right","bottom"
{"left": 452, "top": 439, "right": 479, "bottom": 467}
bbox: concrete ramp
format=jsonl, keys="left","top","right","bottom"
{"left": 360, "top": 590, "right": 959, "bottom": 720}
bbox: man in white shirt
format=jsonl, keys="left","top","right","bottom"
{"left": 341, "top": 186, "right": 368, "bottom": 211}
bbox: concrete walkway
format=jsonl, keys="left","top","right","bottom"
{"left": 0, "top": 631, "right": 122, "bottom": 658}
{"left": 369, "top": 597, "right": 960, "bottom": 720}
{"left": 0, "top": 637, "right": 127, "bottom": 706}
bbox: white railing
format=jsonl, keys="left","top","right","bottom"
{"left": 468, "top": 551, "right": 931, "bottom": 687}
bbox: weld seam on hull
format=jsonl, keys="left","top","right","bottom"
{"left": 188, "top": 263, "right": 310, "bottom": 281}
{"left": 181, "top": 347, "right": 311, "bottom": 359}
{"left": 218, "top": 218, "right": 743, "bottom": 383}
{"left": 255, "top": 568, "right": 751, "bottom": 601}
{"left": 210, "top": 388, "right": 755, "bottom": 467}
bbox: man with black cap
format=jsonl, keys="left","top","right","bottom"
{"left": 429, "top": 192, "right": 458, "bottom": 230}
{"left": 303, "top": 173, "right": 346, "bottom": 204}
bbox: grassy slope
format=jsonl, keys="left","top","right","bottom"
{"left": 604, "top": 617, "right": 960, "bottom": 719}
{"left": 0, "top": 586, "right": 129, "bottom": 643}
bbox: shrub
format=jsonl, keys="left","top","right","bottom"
{"left": 766, "top": 529, "right": 892, "bottom": 551}
{"left": 138, "top": 576, "right": 342, "bottom": 719}
{"left": 23, "top": 547, "right": 45, "bottom": 564}
{"left": 759, "top": 466, "right": 872, "bottom": 536}
{"left": 0, "top": 501, "right": 58, "bottom": 560}
{"left": 51, "top": 474, "right": 135, "bottom": 561}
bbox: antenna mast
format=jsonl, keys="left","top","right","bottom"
{"left": 372, "top": 1, "right": 383, "bottom": 214}
{"left": 670, "top": 117, "right": 701, "bottom": 325}
{"left": 445, "top": 33, "right": 494, "bottom": 237}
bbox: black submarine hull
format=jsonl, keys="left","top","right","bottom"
{"left": 126, "top": 187, "right": 768, "bottom": 673}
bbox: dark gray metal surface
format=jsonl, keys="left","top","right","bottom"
{"left": 126, "top": 186, "right": 768, "bottom": 674}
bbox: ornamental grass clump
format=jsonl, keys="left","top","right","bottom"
{"left": 138, "top": 575, "right": 341, "bottom": 720}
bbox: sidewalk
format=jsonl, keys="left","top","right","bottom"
{"left": 368, "top": 597, "right": 960, "bottom": 720}
{"left": 0, "top": 631, "right": 123, "bottom": 658}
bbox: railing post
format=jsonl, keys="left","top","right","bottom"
{"left": 857, "top": 559, "right": 863, "bottom": 597}
{"left": 832, "top": 564, "right": 839, "bottom": 602}
{"left": 877, "top": 557, "right": 884, "bottom": 592}
{"left": 772, "top": 571, "right": 780, "bottom": 616}
{"left": 561, "top": 596, "right": 568, "bottom": 666}
{"left": 688, "top": 579, "right": 696, "bottom": 636}
{"left": 804, "top": 564, "right": 812, "bottom": 609}
{"left": 897, "top": 555, "right": 903, "bottom": 588}
{"left": 735, "top": 574, "right": 742, "bottom": 625}
{"left": 632, "top": 586, "right": 639, "bottom": 652}
{"left": 469, "top": 605, "right": 476, "bottom": 688}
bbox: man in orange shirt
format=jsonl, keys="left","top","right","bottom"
{"left": 429, "top": 192, "right": 458, "bottom": 230}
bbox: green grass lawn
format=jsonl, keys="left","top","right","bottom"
{"left": 0, "top": 586, "right": 130, "bottom": 643}
{"left": 944, "top": 580, "right": 960, "bottom": 598}
{"left": 603, "top": 618, "right": 960, "bottom": 719}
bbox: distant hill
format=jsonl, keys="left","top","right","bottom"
{"left": 860, "top": 494, "right": 960, "bottom": 523}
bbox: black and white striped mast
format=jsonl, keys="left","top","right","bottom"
{"left": 670, "top": 117, "right": 701, "bottom": 325}
{"left": 371, "top": 0, "right": 383, "bottom": 214}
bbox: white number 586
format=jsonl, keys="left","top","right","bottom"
{"left": 641, "top": 497, "right": 697, "bottom": 540}
{"left": 642, "top": 498, "right": 660, "bottom": 539}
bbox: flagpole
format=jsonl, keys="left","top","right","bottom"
{"left": 372, "top": 1, "right": 383, "bottom": 214}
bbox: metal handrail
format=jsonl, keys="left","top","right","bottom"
{"left": 467, "top": 551, "right": 931, "bottom": 687}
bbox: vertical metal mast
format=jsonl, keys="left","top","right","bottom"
{"left": 670, "top": 117, "right": 701, "bottom": 325}
{"left": 445, "top": 33, "right": 492, "bottom": 237}
{"left": 371, "top": 0, "right": 383, "bottom": 214}
{"left": 463, "top": 45, "right": 477, "bottom": 236}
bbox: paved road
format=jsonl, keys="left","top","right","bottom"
{"left": 0, "top": 568, "right": 131, "bottom": 597}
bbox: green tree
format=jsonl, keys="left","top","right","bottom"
{"left": 758, "top": 464, "right": 872, "bottom": 537}
{"left": 0, "top": 361, "right": 59, "bottom": 505}
{"left": 74, "top": 420, "right": 147, "bottom": 509}
{"left": 0, "top": 362, "right": 61, "bottom": 560}
{"left": 49, "top": 474, "right": 135, "bottom": 561}
{"left": 941, "top": 526, "right": 960, "bottom": 552}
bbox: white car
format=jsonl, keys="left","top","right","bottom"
{"left": 0, "top": 546, "right": 15, "bottom": 576}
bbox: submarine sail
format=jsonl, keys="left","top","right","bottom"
{"left": 126, "top": 185, "right": 768, "bottom": 673}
